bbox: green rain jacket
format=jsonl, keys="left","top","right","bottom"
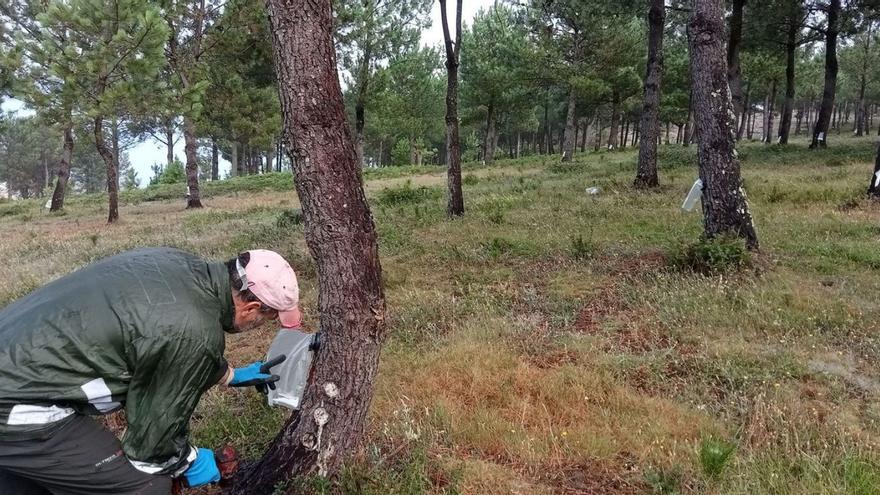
{"left": 0, "top": 248, "right": 233, "bottom": 475}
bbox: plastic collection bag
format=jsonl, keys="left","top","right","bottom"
{"left": 265, "top": 328, "right": 320, "bottom": 410}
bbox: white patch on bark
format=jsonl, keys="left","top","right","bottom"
{"left": 323, "top": 382, "right": 339, "bottom": 398}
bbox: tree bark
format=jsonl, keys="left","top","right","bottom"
{"left": 727, "top": 0, "right": 745, "bottom": 123}
{"left": 233, "top": 0, "right": 387, "bottom": 492}
{"left": 211, "top": 138, "right": 219, "bottom": 180}
{"left": 737, "top": 81, "right": 751, "bottom": 140}
{"left": 484, "top": 100, "right": 497, "bottom": 163}
{"left": 810, "top": 0, "right": 839, "bottom": 149}
{"left": 683, "top": 103, "right": 694, "bottom": 146}
{"left": 688, "top": 0, "right": 758, "bottom": 250}
{"left": 869, "top": 142, "right": 880, "bottom": 198}
{"left": 230, "top": 141, "right": 238, "bottom": 177}
{"left": 608, "top": 90, "right": 621, "bottom": 150}
{"left": 635, "top": 0, "right": 665, "bottom": 189}
{"left": 778, "top": 23, "right": 797, "bottom": 145}
{"left": 94, "top": 116, "right": 118, "bottom": 223}
{"left": 50, "top": 120, "right": 74, "bottom": 212}
{"left": 165, "top": 125, "right": 175, "bottom": 167}
{"left": 353, "top": 38, "right": 372, "bottom": 168}
{"left": 561, "top": 84, "right": 578, "bottom": 162}
{"left": 441, "top": 0, "right": 464, "bottom": 216}
{"left": 183, "top": 117, "right": 203, "bottom": 208}
{"left": 763, "top": 80, "right": 777, "bottom": 143}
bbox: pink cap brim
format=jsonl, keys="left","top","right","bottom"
{"left": 278, "top": 306, "right": 303, "bottom": 329}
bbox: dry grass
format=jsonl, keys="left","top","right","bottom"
{"left": 3, "top": 136, "right": 880, "bottom": 493}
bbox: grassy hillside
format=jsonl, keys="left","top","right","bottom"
{"left": 2, "top": 137, "right": 880, "bottom": 494}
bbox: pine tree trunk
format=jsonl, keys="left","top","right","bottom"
{"left": 635, "top": 0, "right": 664, "bottom": 189}
{"left": 683, "top": 102, "right": 694, "bottom": 146}
{"left": 230, "top": 141, "right": 238, "bottom": 177}
{"left": 727, "top": 0, "right": 745, "bottom": 122}
{"left": 764, "top": 80, "right": 777, "bottom": 143}
{"left": 484, "top": 101, "right": 497, "bottom": 163}
{"left": 688, "top": 0, "right": 758, "bottom": 250}
{"left": 441, "top": 0, "right": 464, "bottom": 217}
{"left": 737, "top": 81, "right": 751, "bottom": 140}
{"left": 50, "top": 121, "right": 74, "bottom": 212}
{"left": 354, "top": 48, "right": 370, "bottom": 168}
{"left": 608, "top": 90, "right": 621, "bottom": 150}
{"left": 810, "top": 0, "right": 839, "bottom": 149}
{"left": 594, "top": 115, "right": 602, "bottom": 151}
{"left": 166, "top": 126, "right": 175, "bottom": 167}
{"left": 267, "top": 146, "right": 274, "bottom": 174}
{"left": 94, "top": 116, "right": 119, "bottom": 223}
{"left": 561, "top": 84, "right": 578, "bottom": 162}
{"left": 233, "top": 1, "right": 387, "bottom": 492}
{"left": 868, "top": 142, "right": 880, "bottom": 198}
{"left": 211, "top": 138, "right": 219, "bottom": 180}
{"left": 183, "top": 117, "right": 203, "bottom": 208}
{"left": 778, "top": 26, "right": 797, "bottom": 145}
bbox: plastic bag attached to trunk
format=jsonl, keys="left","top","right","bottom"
{"left": 265, "top": 328, "right": 320, "bottom": 410}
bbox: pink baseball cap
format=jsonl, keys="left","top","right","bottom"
{"left": 236, "top": 249, "right": 302, "bottom": 328}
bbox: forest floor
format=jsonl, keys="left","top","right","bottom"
{"left": 2, "top": 136, "right": 880, "bottom": 494}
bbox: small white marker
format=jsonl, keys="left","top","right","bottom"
{"left": 682, "top": 179, "right": 703, "bottom": 212}
{"left": 874, "top": 170, "right": 880, "bottom": 188}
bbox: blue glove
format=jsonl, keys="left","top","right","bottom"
{"left": 229, "top": 355, "right": 286, "bottom": 393}
{"left": 184, "top": 448, "right": 220, "bottom": 488}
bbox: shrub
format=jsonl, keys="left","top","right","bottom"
{"left": 276, "top": 209, "right": 304, "bottom": 229}
{"left": 462, "top": 174, "right": 478, "bottom": 186}
{"left": 377, "top": 181, "right": 441, "bottom": 206}
{"left": 672, "top": 235, "right": 751, "bottom": 274}
{"left": 569, "top": 234, "right": 597, "bottom": 261}
{"left": 482, "top": 237, "right": 516, "bottom": 258}
{"left": 699, "top": 437, "right": 736, "bottom": 479}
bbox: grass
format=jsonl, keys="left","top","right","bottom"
{"left": 3, "top": 134, "right": 880, "bottom": 493}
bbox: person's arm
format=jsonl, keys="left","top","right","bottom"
{"left": 122, "top": 335, "right": 226, "bottom": 476}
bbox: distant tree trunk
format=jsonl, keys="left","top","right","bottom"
{"left": 266, "top": 143, "right": 275, "bottom": 174}
{"left": 441, "top": 0, "right": 464, "bottom": 216}
{"left": 622, "top": 121, "right": 629, "bottom": 149}
{"left": 183, "top": 117, "right": 202, "bottom": 208}
{"left": 737, "top": 81, "right": 751, "bottom": 140}
{"left": 165, "top": 126, "right": 175, "bottom": 166}
{"left": 50, "top": 120, "right": 74, "bottom": 212}
{"left": 748, "top": 108, "right": 756, "bottom": 139}
{"left": 778, "top": 24, "right": 797, "bottom": 145}
{"left": 683, "top": 98, "right": 694, "bottom": 146}
{"left": 810, "top": 0, "right": 839, "bottom": 149}
{"left": 608, "top": 90, "right": 621, "bottom": 149}
{"left": 764, "top": 80, "right": 777, "bottom": 143}
{"left": 484, "top": 100, "right": 497, "bottom": 163}
{"left": 594, "top": 115, "right": 602, "bottom": 151}
{"left": 94, "top": 115, "right": 119, "bottom": 223}
{"left": 635, "top": 0, "right": 664, "bottom": 189}
{"left": 795, "top": 107, "right": 803, "bottom": 135}
{"left": 727, "top": 0, "right": 745, "bottom": 122}
{"left": 561, "top": 84, "right": 578, "bottom": 162}
{"left": 868, "top": 142, "right": 880, "bottom": 198}
{"left": 689, "top": 0, "right": 758, "bottom": 250}
{"left": 517, "top": 131, "right": 523, "bottom": 157}
{"left": 211, "top": 138, "right": 219, "bottom": 180}
{"left": 230, "top": 141, "right": 238, "bottom": 177}
{"left": 353, "top": 41, "right": 371, "bottom": 168}
{"left": 233, "top": 1, "right": 387, "bottom": 492}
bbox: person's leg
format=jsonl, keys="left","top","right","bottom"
{"left": 0, "top": 415, "right": 172, "bottom": 495}
{"left": 0, "top": 469, "right": 52, "bottom": 495}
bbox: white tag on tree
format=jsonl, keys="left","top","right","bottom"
{"left": 681, "top": 179, "right": 703, "bottom": 211}
{"left": 874, "top": 170, "right": 880, "bottom": 188}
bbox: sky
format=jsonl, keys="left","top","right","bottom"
{"left": 1, "top": 0, "right": 495, "bottom": 186}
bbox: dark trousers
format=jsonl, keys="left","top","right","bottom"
{"left": 0, "top": 415, "right": 171, "bottom": 495}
